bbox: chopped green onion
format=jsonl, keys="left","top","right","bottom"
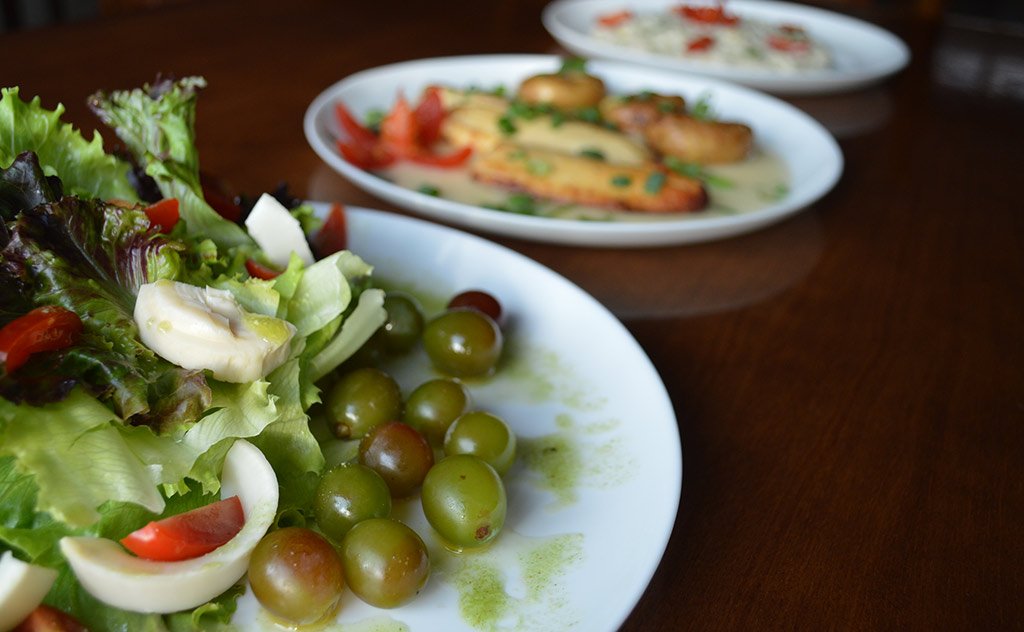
{"left": 364, "top": 108, "right": 386, "bottom": 133}
{"left": 417, "top": 184, "right": 441, "bottom": 197}
{"left": 579, "top": 148, "right": 606, "bottom": 161}
{"left": 690, "top": 92, "right": 715, "bottom": 121}
{"left": 559, "top": 57, "right": 588, "bottom": 74}
{"left": 498, "top": 115, "right": 517, "bottom": 135}
{"left": 550, "top": 111, "right": 566, "bottom": 128}
{"left": 610, "top": 175, "right": 632, "bottom": 187}
{"left": 575, "top": 106, "right": 601, "bottom": 124}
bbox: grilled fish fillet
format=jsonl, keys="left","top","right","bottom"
{"left": 471, "top": 144, "right": 707, "bottom": 213}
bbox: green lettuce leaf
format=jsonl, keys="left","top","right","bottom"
{"left": 87, "top": 77, "right": 252, "bottom": 249}
{"left": 0, "top": 87, "right": 138, "bottom": 203}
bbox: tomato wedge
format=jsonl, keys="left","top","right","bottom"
{"left": 312, "top": 202, "right": 348, "bottom": 258}
{"left": 334, "top": 102, "right": 379, "bottom": 150}
{"left": 0, "top": 306, "right": 83, "bottom": 373}
{"left": 408, "top": 145, "right": 473, "bottom": 167}
{"left": 413, "top": 86, "right": 445, "bottom": 146}
{"left": 120, "top": 496, "right": 244, "bottom": 562}
{"left": 245, "top": 258, "right": 282, "bottom": 280}
{"left": 336, "top": 138, "right": 396, "bottom": 170}
{"left": 143, "top": 198, "right": 179, "bottom": 232}
{"left": 13, "top": 605, "right": 88, "bottom": 632}
{"left": 380, "top": 93, "right": 419, "bottom": 157}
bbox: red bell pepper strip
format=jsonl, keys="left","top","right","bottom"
{"left": 414, "top": 86, "right": 445, "bottom": 146}
{"left": 0, "top": 306, "right": 83, "bottom": 373}
{"left": 675, "top": 4, "right": 739, "bottom": 25}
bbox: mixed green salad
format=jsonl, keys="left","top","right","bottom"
{"left": 0, "top": 77, "right": 391, "bottom": 629}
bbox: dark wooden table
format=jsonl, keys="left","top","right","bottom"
{"left": 4, "top": 0, "right": 1021, "bottom": 629}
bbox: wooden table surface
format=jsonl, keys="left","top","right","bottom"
{"left": 4, "top": 0, "right": 1022, "bottom": 629}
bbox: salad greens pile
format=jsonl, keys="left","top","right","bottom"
{"left": 0, "top": 78, "right": 386, "bottom": 629}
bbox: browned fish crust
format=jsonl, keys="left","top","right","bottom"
{"left": 471, "top": 144, "right": 708, "bottom": 213}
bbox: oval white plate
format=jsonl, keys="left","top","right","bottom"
{"left": 543, "top": 0, "right": 910, "bottom": 95}
{"left": 233, "top": 206, "right": 681, "bottom": 631}
{"left": 304, "top": 54, "right": 842, "bottom": 248}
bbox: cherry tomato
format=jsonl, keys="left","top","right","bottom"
{"left": 143, "top": 198, "right": 179, "bottom": 231}
{"left": 359, "top": 422, "right": 435, "bottom": 498}
{"left": 119, "top": 496, "right": 244, "bottom": 561}
{"left": 312, "top": 202, "right": 348, "bottom": 258}
{"left": 447, "top": 290, "right": 502, "bottom": 325}
{"left": 0, "top": 306, "right": 83, "bottom": 373}
{"left": 245, "top": 259, "right": 281, "bottom": 280}
{"left": 248, "top": 527, "right": 344, "bottom": 625}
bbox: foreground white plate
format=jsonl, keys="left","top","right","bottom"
{"left": 233, "top": 206, "right": 682, "bottom": 631}
{"left": 543, "top": 0, "right": 910, "bottom": 95}
{"left": 304, "top": 54, "right": 842, "bottom": 248}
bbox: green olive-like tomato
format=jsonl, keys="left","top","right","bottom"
{"left": 325, "top": 367, "right": 402, "bottom": 439}
{"left": 248, "top": 527, "right": 345, "bottom": 625}
{"left": 340, "top": 518, "right": 430, "bottom": 608}
{"left": 313, "top": 463, "right": 392, "bottom": 543}
{"left": 378, "top": 292, "right": 425, "bottom": 353}
{"left": 444, "top": 411, "right": 517, "bottom": 476}
{"left": 403, "top": 378, "right": 471, "bottom": 446}
{"left": 423, "top": 309, "right": 503, "bottom": 378}
{"left": 421, "top": 454, "right": 507, "bottom": 550}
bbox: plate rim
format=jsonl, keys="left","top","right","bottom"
{"left": 303, "top": 53, "right": 844, "bottom": 247}
{"left": 541, "top": 0, "right": 911, "bottom": 95}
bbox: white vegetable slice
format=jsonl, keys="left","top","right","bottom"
{"left": 0, "top": 551, "right": 58, "bottom": 631}
{"left": 134, "top": 279, "right": 296, "bottom": 383}
{"left": 59, "top": 439, "right": 278, "bottom": 614}
{"left": 244, "top": 193, "right": 315, "bottom": 267}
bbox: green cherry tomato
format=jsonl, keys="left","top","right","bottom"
{"left": 378, "top": 292, "right": 425, "bottom": 353}
{"left": 325, "top": 367, "right": 402, "bottom": 439}
{"left": 403, "top": 378, "right": 471, "bottom": 446}
{"left": 421, "top": 454, "right": 507, "bottom": 550}
{"left": 359, "top": 422, "right": 435, "bottom": 498}
{"left": 248, "top": 527, "right": 345, "bottom": 625}
{"left": 422, "top": 309, "right": 503, "bottom": 377}
{"left": 340, "top": 518, "right": 431, "bottom": 608}
{"left": 313, "top": 463, "right": 392, "bottom": 543}
{"left": 444, "top": 411, "right": 517, "bottom": 476}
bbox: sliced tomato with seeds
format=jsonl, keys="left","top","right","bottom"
{"left": 0, "top": 306, "right": 83, "bottom": 373}
{"left": 120, "top": 495, "right": 244, "bottom": 562}
{"left": 675, "top": 4, "right": 738, "bottom": 25}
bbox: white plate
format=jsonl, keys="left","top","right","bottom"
{"left": 543, "top": 0, "right": 910, "bottom": 95}
{"left": 233, "top": 206, "right": 682, "bottom": 631}
{"left": 304, "top": 54, "right": 843, "bottom": 248}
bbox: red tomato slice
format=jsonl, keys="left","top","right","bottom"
{"left": 413, "top": 86, "right": 445, "bottom": 146}
{"left": 0, "top": 306, "right": 83, "bottom": 373}
{"left": 380, "top": 93, "right": 419, "bottom": 157}
{"left": 675, "top": 4, "right": 738, "bottom": 25}
{"left": 767, "top": 34, "right": 811, "bottom": 52}
{"left": 334, "top": 102, "right": 379, "bottom": 150}
{"left": 408, "top": 145, "right": 473, "bottom": 168}
{"left": 120, "top": 496, "right": 244, "bottom": 562}
{"left": 312, "top": 202, "right": 348, "bottom": 258}
{"left": 687, "top": 35, "right": 715, "bottom": 52}
{"left": 200, "top": 179, "right": 242, "bottom": 222}
{"left": 598, "top": 9, "right": 633, "bottom": 27}
{"left": 143, "top": 198, "right": 179, "bottom": 232}
{"left": 336, "top": 139, "right": 396, "bottom": 170}
{"left": 245, "top": 259, "right": 282, "bottom": 280}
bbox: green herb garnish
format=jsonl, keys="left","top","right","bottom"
{"left": 417, "top": 184, "right": 441, "bottom": 196}
{"left": 559, "top": 57, "right": 588, "bottom": 74}
{"left": 664, "top": 156, "right": 734, "bottom": 189}
{"left": 364, "top": 108, "right": 386, "bottom": 133}
{"left": 644, "top": 172, "right": 666, "bottom": 194}
{"left": 610, "top": 175, "right": 632, "bottom": 187}
{"left": 690, "top": 92, "right": 715, "bottom": 121}
{"left": 579, "top": 148, "right": 606, "bottom": 161}
{"left": 498, "top": 115, "right": 517, "bottom": 136}
{"left": 484, "top": 193, "right": 539, "bottom": 215}
{"left": 575, "top": 106, "right": 601, "bottom": 124}
{"left": 526, "top": 158, "right": 553, "bottom": 176}
{"left": 759, "top": 183, "right": 790, "bottom": 201}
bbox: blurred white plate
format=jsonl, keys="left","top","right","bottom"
{"left": 233, "top": 206, "right": 682, "bottom": 630}
{"left": 304, "top": 54, "right": 842, "bottom": 247}
{"left": 543, "top": 0, "right": 910, "bottom": 95}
